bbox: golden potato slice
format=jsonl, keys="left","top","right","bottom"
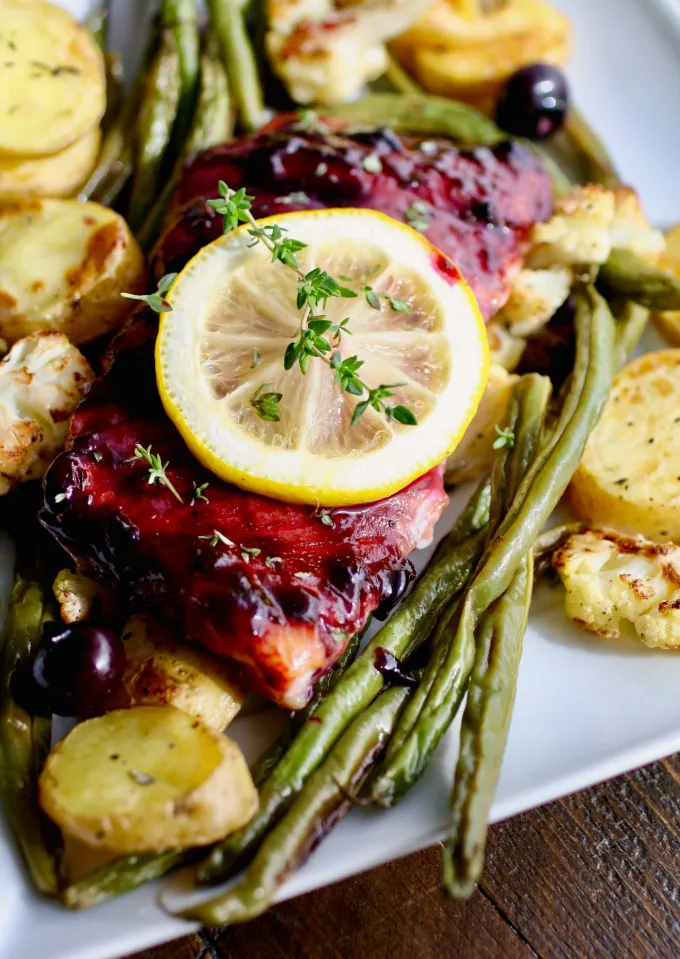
{"left": 39, "top": 706, "right": 258, "bottom": 854}
{"left": 0, "top": 0, "right": 105, "bottom": 157}
{"left": 654, "top": 224, "right": 680, "bottom": 345}
{"left": 110, "top": 615, "right": 245, "bottom": 732}
{"left": 391, "top": 0, "right": 570, "bottom": 112}
{"left": 0, "top": 199, "right": 145, "bottom": 346}
{"left": 569, "top": 350, "right": 680, "bottom": 541}
{"left": 0, "top": 130, "right": 100, "bottom": 200}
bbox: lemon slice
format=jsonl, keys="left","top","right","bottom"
{"left": 157, "top": 208, "right": 489, "bottom": 506}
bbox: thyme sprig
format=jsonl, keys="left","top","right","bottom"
{"left": 125, "top": 444, "right": 183, "bottom": 502}
{"left": 208, "top": 181, "right": 418, "bottom": 428}
{"left": 121, "top": 273, "right": 177, "bottom": 313}
{"left": 493, "top": 425, "right": 516, "bottom": 450}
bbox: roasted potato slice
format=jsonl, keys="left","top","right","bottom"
{"left": 391, "top": 0, "right": 570, "bottom": 112}
{"left": 654, "top": 224, "right": 680, "bottom": 345}
{"left": 0, "top": 199, "right": 145, "bottom": 346}
{"left": 569, "top": 350, "right": 680, "bottom": 542}
{"left": 0, "top": 0, "right": 105, "bottom": 157}
{"left": 0, "top": 130, "right": 100, "bottom": 201}
{"left": 110, "top": 614, "right": 245, "bottom": 732}
{"left": 39, "top": 706, "right": 258, "bottom": 853}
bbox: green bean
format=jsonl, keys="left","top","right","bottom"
{"left": 80, "top": 25, "right": 159, "bottom": 204}
{"left": 93, "top": 143, "right": 134, "bottom": 209}
{"left": 206, "top": 0, "right": 266, "bottom": 133}
{"left": 161, "top": 0, "right": 201, "bottom": 154}
{"left": 384, "top": 53, "right": 421, "bottom": 95}
{"left": 613, "top": 298, "right": 650, "bottom": 365}
{"left": 378, "top": 289, "right": 615, "bottom": 800}
{"left": 102, "top": 51, "right": 125, "bottom": 134}
{"left": 0, "top": 574, "right": 59, "bottom": 897}
{"left": 137, "top": 52, "right": 231, "bottom": 251}
{"left": 79, "top": 116, "right": 126, "bottom": 202}
{"left": 599, "top": 248, "right": 680, "bottom": 311}
{"left": 128, "top": 30, "right": 182, "bottom": 230}
{"left": 250, "top": 628, "right": 363, "bottom": 787}
{"left": 442, "top": 551, "right": 534, "bottom": 898}
{"left": 527, "top": 144, "right": 572, "bottom": 197}
{"left": 371, "top": 376, "right": 550, "bottom": 806}
{"left": 326, "top": 93, "right": 502, "bottom": 146}
{"left": 199, "top": 516, "right": 486, "bottom": 883}
{"left": 63, "top": 849, "right": 187, "bottom": 910}
{"left": 85, "top": 3, "right": 109, "bottom": 50}
{"left": 181, "top": 687, "right": 411, "bottom": 925}
{"left": 563, "top": 106, "right": 621, "bottom": 189}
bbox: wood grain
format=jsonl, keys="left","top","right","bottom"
{"left": 132, "top": 755, "right": 680, "bottom": 959}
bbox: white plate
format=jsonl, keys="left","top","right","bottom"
{"left": 3, "top": 1, "right": 680, "bottom": 957}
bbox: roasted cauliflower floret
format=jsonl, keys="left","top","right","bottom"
{"left": 610, "top": 188, "right": 664, "bottom": 265}
{"left": 528, "top": 185, "right": 663, "bottom": 271}
{"left": 266, "top": 0, "right": 430, "bottom": 104}
{"left": 528, "top": 184, "right": 616, "bottom": 268}
{"left": 0, "top": 333, "right": 93, "bottom": 496}
{"left": 552, "top": 529, "right": 680, "bottom": 650}
{"left": 496, "top": 186, "right": 663, "bottom": 339}
{"left": 53, "top": 569, "right": 108, "bottom": 624}
{"left": 496, "top": 265, "right": 571, "bottom": 337}
{"left": 446, "top": 364, "right": 517, "bottom": 485}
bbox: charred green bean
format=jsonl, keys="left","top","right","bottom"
{"left": 128, "top": 30, "right": 181, "bottom": 230}
{"left": 206, "top": 0, "right": 266, "bottom": 133}
{"left": 442, "top": 551, "right": 534, "bottom": 898}
{"left": 0, "top": 574, "right": 59, "bottom": 897}
{"left": 599, "top": 248, "right": 680, "bottom": 311}
{"left": 182, "top": 687, "right": 410, "bottom": 925}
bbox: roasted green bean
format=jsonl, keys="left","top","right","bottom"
{"left": 599, "top": 248, "right": 680, "bottom": 310}
{"left": 372, "top": 376, "right": 550, "bottom": 806}
{"left": 206, "top": 0, "right": 266, "bottom": 133}
{"left": 442, "top": 551, "right": 534, "bottom": 897}
{"left": 199, "top": 511, "right": 487, "bottom": 884}
{"left": 0, "top": 573, "right": 59, "bottom": 897}
{"left": 128, "top": 30, "right": 182, "bottom": 230}
{"left": 85, "top": 3, "right": 109, "bottom": 50}
{"left": 161, "top": 0, "right": 200, "bottom": 155}
{"left": 181, "top": 687, "right": 411, "bottom": 925}
{"left": 612, "top": 298, "right": 650, "bottom": 364}
{"left": 327, "top": 93, "right": 502, "bottom": 146}
{"left": 563, "top": 106, "right": 621, "bottom": 189}
{"left": 251, "top": 628, "right": 363, "bottom": 787}
{"left": 138, "top": 51, "right": 231, "bottom": 251}
{"left": 63, "top": 849, "right": 187, "bottom": 910}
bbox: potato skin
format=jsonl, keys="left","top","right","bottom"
{"left": 0, "top": 130, "right": 100, "bottom": 200}
{"left": 569, "top": 350, "right": 680, "bottom": 541}
{"left": 110, "top": 614, "right": 245, "bottom": 731}
{"left": 39, "top": 706, "right": 259, "bottom": 854}
{"left": 0, "top": 200, "right": 145, "bottom": 346}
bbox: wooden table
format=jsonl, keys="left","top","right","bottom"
{"left": 132, "top": 754, "right": 679, "bottom": 959}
